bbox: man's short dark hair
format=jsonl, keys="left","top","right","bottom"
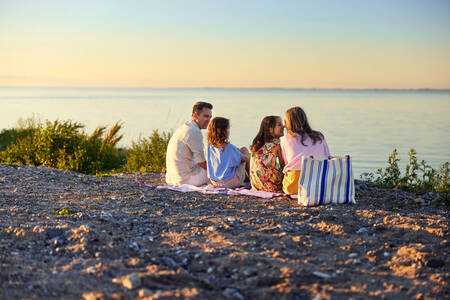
{"left": 192, "top": 101, "right": 213, "bottom": 116}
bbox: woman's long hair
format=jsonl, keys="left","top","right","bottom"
{"left": 250, "top": 116, "right": 279, "bottom": 153}
{"left": 285, "top": 107, "right": 323, "bottom": 146}
{"left": 207, "top": 117, "right": 229, "bottom": 148}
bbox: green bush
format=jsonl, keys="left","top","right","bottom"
{"left": 0, "top": 116, "right": 40, "bottom": 151}
{"left": 0, "top": 119, "right": 124, "bottom": 174}
{"left": 361, "top": 148, "right": 449, "bottom": 204}
{"left": 123, "top": 130, "right": 172, "bottom": 172}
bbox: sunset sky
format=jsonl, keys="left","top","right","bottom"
{"left": 1, "top": 0, "right": 449, "bottom": 89}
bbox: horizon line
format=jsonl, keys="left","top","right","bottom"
{"left": 1, "top": 85, "right": 450, "bottom": 92}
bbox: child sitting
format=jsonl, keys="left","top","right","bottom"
{"left": 280, "top": 107, "right": 330, "bottom": 194}
{"left": 249, "top": 116, "right": 285, "bottom": 192}
{"left": 206, "top": 117, "right": 250, "bottom": 188}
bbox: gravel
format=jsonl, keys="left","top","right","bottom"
{"left": 0, "top": 164, "right": 448, "bottom": 299}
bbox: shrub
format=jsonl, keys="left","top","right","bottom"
{"left": 123, "top": 130, "right": 172, "bottom": 172}
{"left": 361, "top": 148, "right": 449, "bottom": 204}
{"left": 0, "top": 119, "right": 124, "bottom": 174}
{"left": 0, "top": 116, "right": 40, "bottom": 151}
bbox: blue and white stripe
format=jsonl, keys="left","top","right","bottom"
{"left": 298, "top": 155, "right": 356, "bottom": 206}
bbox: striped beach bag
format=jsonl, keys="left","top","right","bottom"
{"left": 298, "top": 155, "right": 355, "bottom": 206}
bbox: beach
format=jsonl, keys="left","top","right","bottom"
{"left": 0, "top": 164, "right": 448, "bottom": 299}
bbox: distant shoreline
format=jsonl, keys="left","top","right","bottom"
{"left": 1, "top": 86, "right": 450, "bottom": 92}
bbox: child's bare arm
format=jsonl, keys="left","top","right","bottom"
{"left": 274, "top": 144, "right": 285, "bottom": 169}
{"left": 239, "top": 147, "right": 250, "bottom": 163}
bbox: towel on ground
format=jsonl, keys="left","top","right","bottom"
{"left": 142, "top": 183, "right": 285, "bottom": 199}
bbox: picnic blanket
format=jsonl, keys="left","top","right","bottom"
{"left": 143, "top": 183, "right": 286, "bottom": 199}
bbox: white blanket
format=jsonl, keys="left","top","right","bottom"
{"left": 151, "top": 184, "right": 285, "bottom": 199}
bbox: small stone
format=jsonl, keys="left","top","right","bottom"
{"left": 207, "top": 226, "right": 216, "bottom": 232}
{"left": 161, "top": 256, "right": 178, "bottom": 268}
{"left": 138, "top": 288, "right": 152, "bottom": 297}
{"left": 414, "top": 198, "right": 425, "bottom": 204}
{"left": 223, "top": 287, "right": 244, "bottom": 300}
{"left": 82, "top": 291, "right": 104, "bottom": 300}
{"left": 312, "top": 271, "right": 331, "bottom": 279}
{"left": 383, "top": 252, "right": 390, "bottom": 257}
{"left": 113, "top": 273, "right": 141, "bottom": 290}
{"left": 46, "top": 228, "right": 65, "bottom": 239}
{"left": 227, "top": 217, "right": 236, "bottom": 222}
{"left": 426, "top": 259, "right": 445, "bottom": 268}
{"left": 356, "top": 227, "right": 369, "bottom": 234}
{"left": 348, "top": 253, "right": 358, "bottom": 258}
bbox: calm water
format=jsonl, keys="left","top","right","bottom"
{"left": 1, "top": 87, "right": 449, "bottom": 177}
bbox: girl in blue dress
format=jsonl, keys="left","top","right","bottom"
{"left": 206, "top": 117, "right": 250, "bottom": 188}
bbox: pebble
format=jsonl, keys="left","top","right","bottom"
{"left": 348, "top": 253, "right": 358, "bottom": 258}
{"left": 82, "top": 291, "right": 104, "bottom": 300}
{"left": 112, "top": 273, "right": 141, "bottom": 290}
{"left": 414, "top": 198, "right": 425, "bottom": 204}
{"left": 426, "top": 259, "right": 445, "bottom": 268}
{"left": 161, "top": 256, "right": 178, "bottom": 268}
{"left": 138, "top": 288, "right": 152, "bottom": 297}
{"left": 46, "top": 228, "right": 65, "bottom": 239}
{"left": 356, "top": 227, "right": 369, "bottom": 234}
{"left": 223, "top": 287, "right": 244, "bottom": 300}
{"left": 312, "top": 271, "right": 332, "bottom": 279}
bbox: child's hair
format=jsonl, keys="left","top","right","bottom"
{"left": 285, "top": 106, "right": 324, "bottom": 146}
{"left": 207, "top": 117, "right": 229, "bottom": 148}
{"left": 250, "top": 116, "right": 279, "bottom": 153}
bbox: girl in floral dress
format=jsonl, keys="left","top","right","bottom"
{"left": 249, "top": 116, "right": 285, "bottom": 192}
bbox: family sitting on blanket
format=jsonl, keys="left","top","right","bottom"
{"left": 165, "top": 102, "right": 330, "bottom": 194}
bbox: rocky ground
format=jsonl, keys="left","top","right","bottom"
{"left": 0, "top": 164, "right": 448, "bottom": 300}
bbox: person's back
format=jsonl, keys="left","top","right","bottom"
{"left": 165, "top": 102, "right": 213, "bottom": 186}
{"left": 280, "top": 107, "right": 330, "bottom": 194}
{"left": 249, "top": 116, "right": 285, "bottom": 192}
{"left": 280, "top": 133, "right": 330, "bottom": 172}
{"left": 206, "top": 117, "right": 250, "bottom": 188}
{"left": 165, "top": 120, "right": 203, "bottom": 185}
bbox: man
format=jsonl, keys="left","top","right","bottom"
{"left": 165, "top": 101, "right": 213, "bottom": 186}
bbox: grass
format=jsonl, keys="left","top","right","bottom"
{"left": 0, "top": 117, "right": 171, "bottom": 175}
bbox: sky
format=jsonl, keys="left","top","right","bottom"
{"left": 1, "top": 0, "right": 449, "bottom": 89}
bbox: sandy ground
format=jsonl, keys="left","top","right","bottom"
{"left": 0, "top": 164, "right": 448, "bottom": 300}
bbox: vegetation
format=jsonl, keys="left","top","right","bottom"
{"left": 0, "top": 116, "right": 172, "bottom": 175}
{"left": 0, "top": 116, "right": 40, "bottom": 151}
{"left": 0, "top": 118, "right": 125, "bottom": 174}
{"left": 51, "top": 208, "right": 77, "bottom": 215}
{"left": 361, "top": 148, "right": 449, "bottom": 206}
{"left": 123, "top": 130, "right": 172, "bottom": 173}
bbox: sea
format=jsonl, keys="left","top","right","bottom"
{"left": 1, "top": 87, "right": 449, "bottom": 177}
